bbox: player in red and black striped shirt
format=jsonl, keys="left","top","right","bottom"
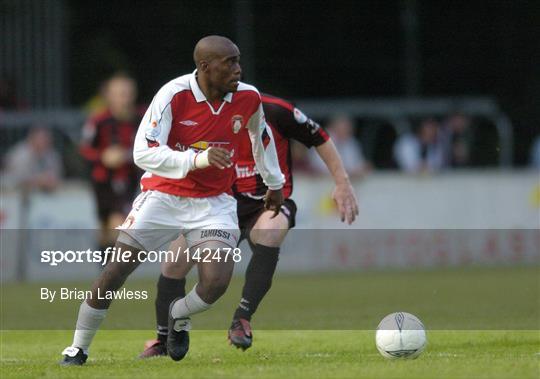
{"left": 80, "top": 73, "right": 145, "bottom": 252}
{"left": 234, "top": 93, "right": 328, "bottom": 199}
{"left": 141, "top": 94, "right": 359, "bottom": 357}
{"left": 227, "top": 94, "right": 358, "bottom": 349}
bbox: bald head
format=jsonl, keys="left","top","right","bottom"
{"left": 192, "top": 35, "right": 242, "bottom": 99}
{"left": 193, "top": 35, "right": 240, "bottom": 68}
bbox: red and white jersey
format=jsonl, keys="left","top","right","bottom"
{"left": 133, "top": 71, "right": 285, "bottom": 198}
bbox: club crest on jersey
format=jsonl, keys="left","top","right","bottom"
{"left": 232, "top": 115, "right": 243, "bottom": 134}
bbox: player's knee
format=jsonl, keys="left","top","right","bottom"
{"left": 250, "top": 212, "right": 289, "bottom": 247}
{"left": 161, "top": 261, "right": 187, "bottom": 279}
{"left": 99, "top": 242, "right": 142, "bottom": 289}
{"left": 250, "top": 227, "right": 287, "bottom": 247}
{"left": 161, "top": 265, "right": 183, "bottom": 279}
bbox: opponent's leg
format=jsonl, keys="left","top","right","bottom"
{"left": 138, "top": 275, "right": 185, "bottom": 358}
{"left": 140, "top": 236, "right": 195, "bottom": 358}
{"left": 229, "top": 210, "right": 289, "bottom": 350}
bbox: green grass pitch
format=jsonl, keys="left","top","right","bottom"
{"left": 1, "top": 330, "right": 538, "bottom": 378}
{"left": 1, "top": 266, "right": 539, "bottom": 378}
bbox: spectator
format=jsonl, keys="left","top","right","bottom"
{"left": 308, "top": 114, "right": 369, "bottom": 178}
{"left": 530, "top": 136, "right": 540, "bottom": 169}
{"left": 3, "top": 126, "right": 62, "bottom": 191}
{"left": 79, "top": 72, "right": 145, "bottom": 250}
{"left": 394, "top": 118, "right": 445, "bottom": 173}
{"left": 441, "top": 112, "right": 472, "bottom": 167}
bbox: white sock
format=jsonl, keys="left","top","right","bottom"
{"left": 170, "top": 284, "right": 211, "bottom": 330}
{"left": 71, "top": 301, "right": 107, "bottom": 353}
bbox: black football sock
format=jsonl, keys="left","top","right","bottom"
{"left": 234, "top": 241, "right": 280, "bottom": 321}
{"left": 156, "top": 274, "right": 186, "bottom": 343}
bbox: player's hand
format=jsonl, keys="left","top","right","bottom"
{"left": 332, "top": 179, "right": 359, "bottom": 225}
{"left": 264, "top": 189, "right": 284, "bottom": 218}
{"left": 102, "top": 145, "right": 127, "bottom": 169}
{"left": 207, "top": 147, "right": 232, "bottom": 169}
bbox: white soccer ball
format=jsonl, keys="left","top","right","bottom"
{"left": 375, "top": 312, "right": 427, "bottom": 359}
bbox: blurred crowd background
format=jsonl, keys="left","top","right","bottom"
{"left": 0, "top": 0, "right": 539, "bottom": 212}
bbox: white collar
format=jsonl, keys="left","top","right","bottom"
{"left": 189, "top": 69, "right": 233, "bottom": 103}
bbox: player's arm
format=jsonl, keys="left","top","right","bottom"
{"left": 133, "top": 88, "right": 211, "bottom": 179}
{"left": 79, "top": 118, "right": 101, "bottom": 162}
{"left": 275, "top": 103, "right": 359, "bottom": 224}
{"left": 315, "top": 139, "right": 359, "bottom": 224}
{"left": 246, "top": 103, "right": 285, "bottom": 190}
{"left": 246, "top": 102, "right": 285, "bottom": 215}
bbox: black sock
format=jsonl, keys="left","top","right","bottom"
{"left": 156, "top": 274, "right": 186, "bottom": 343}
{"left": 234, "top": 241, "right": 280, "bottom": 321}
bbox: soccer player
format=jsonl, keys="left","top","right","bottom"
{"left": 80, "top": 72, "right": 144, "bottom": 253}
{"left": 139, "top": 93, "right": 359, "bottom": 357}
{"left": 61, "top": 35, "right": 285, "bottom": 365}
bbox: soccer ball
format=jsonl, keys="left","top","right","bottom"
{"left": 375, "top": 312, "right": 427, "bottom": 359}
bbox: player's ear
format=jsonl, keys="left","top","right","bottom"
{"left": 199, "top": 61, "right": 209, "bottom": 73}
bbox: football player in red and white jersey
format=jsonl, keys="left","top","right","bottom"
{"left": 139, "top": 94, "right": 359, "bottom": 357}
{"left": 61, "top": 35, "right": 285, "bottom": 365}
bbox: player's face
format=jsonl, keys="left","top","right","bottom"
{"left": 208, "top": 45, "right": 242, "bottom": 93}
{"left": 105, "top": 78, "right": 137, "bottom": 111}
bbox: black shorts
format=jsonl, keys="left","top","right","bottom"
{"left": 235, "top": 194, "right": 297, "bottom": 241}
{"left": 92, "top": 181, "right": 137, "bottom": 223}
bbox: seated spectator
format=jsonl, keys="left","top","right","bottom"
{"left": 441, "top": 112, "right": 472, "bottom": 167}
{"left": 3, "top": 126, "right": 63, "bottom": 191}
{"left": 394, "top": 118, "right": 445, "bottom": 173}
{"left": 308, "top": 114, "right": 369, "bottom": 178}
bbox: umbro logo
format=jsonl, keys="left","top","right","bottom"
{"left": 179, "top": 120, "right": 198, "bottom": 126}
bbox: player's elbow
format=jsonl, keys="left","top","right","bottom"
{"left": 133, "top": 147, "right": 190, "bottom": 180}
{"left": 133, "top": 145, "right": 156, "bottom": 173}
{"left": 132, "top": 146, "right": 145, "bottom": 170}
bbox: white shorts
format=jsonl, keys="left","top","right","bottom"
{"left": 117, "top": 190, "right": 239, "bottom": 251}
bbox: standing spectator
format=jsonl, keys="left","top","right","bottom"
{"left": 309, "top": 114, "right": 368, "bottom": 178}
{"left": 394, "top": 118, "right": 445, "bottom": 173}
{"left": 79, "top": 72, "right": 144, "bottom": 251}
{"left": 441, "top": 112, "right": 472, "bottom": 167}
{"left": 3, "top": 126, "right": 62, "bottom": 191}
